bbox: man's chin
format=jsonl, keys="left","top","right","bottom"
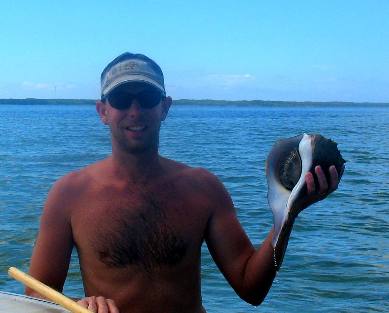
{"left": 126, "top": 146, "right": 149, "bottom": 154}
{"left": 122, "top": 142, "right": 156, "bottom": 155}
{"left": 113, "top": 132, "right": 158, "bottom": 155}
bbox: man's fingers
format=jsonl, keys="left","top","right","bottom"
{"left": 305, "top": 171, "right": 315, "bottom": 194}
{"left": 77, "top": 297, "right": 97, "bottom": 312}
{"left": 87, "top": 296, "right": 97, "bottom": 313}
{"left": 301, "top": 164, "right": 342, "bottom": 211}
{"left": 315, "top": 165, "right": 328, "bottom": 194}
{"left": 329, "top": 165, "right": 339, "bottom": 191}
{"left": 77, "top": 298, "right": 88, "bottom": 308}
{"left": 78, "top": 296, "right": 119, "bottom": 313}
{"left": 306, "top": 165, "right": 337, "bottom": 195}
{"left": 96, "top": 296, "right": 109, "bottom": 313}
{"left": 107, "top": 299, "right": 120, "bottom": 313}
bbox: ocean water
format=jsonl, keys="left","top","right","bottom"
{"left": 0, "top": 103, "right": 388, "bottom": 312}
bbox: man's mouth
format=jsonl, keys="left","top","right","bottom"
{"left": 125, "top": 125, "right": 146, "bottom": 132}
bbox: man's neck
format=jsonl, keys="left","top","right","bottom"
{"left": 109, "top": 149, "right": 163, "bottom": 184}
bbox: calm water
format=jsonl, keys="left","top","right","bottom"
{"left": 0, "top": 103, "right": 388, "bottom": 312}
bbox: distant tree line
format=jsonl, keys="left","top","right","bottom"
{"left": 0, "top": 98, "right": 95, "bottom": 105}
{"left": 0, "top": 98, "right": 387, "bottom": 107}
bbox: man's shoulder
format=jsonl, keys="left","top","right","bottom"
{"left": 161, "top": 158, "right": 225, "bottom": 197}
{"left": 170, "top": 163, "right": 234, "bottom": 215}
{"left": 162, "top": 157, "right": 217, "bottom": 182}
{"left": 42, "top": 159, "right": 113, "bottom": 219}
{"left": 51, "top": 159, "right": 106, "bottom": 194}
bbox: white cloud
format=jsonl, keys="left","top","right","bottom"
{"left": 204, "top": 73, "right": 256, "bottom": 87}
{"left": 22, "top": 81, "right": 51, "bottom": 90}
{"left": 21, "top": 81, "right": 76, "bottom": 91}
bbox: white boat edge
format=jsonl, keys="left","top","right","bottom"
{"left": 0, "top": 291, "right": 70, "bottom": 312}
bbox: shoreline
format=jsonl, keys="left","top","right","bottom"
{"left": 0, "top": 98, "right": 388, "bottom": 107}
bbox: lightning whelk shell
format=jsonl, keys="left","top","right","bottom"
{"left": 266, "top": 133, "right": 345, "bottom": 269}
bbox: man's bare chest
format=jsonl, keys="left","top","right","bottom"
{"left": 72, "top": 187, "right": 207, "bottom": 272}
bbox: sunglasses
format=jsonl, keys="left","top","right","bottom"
{"left": 105, "top": 88, "right": 164, "bottom": 110}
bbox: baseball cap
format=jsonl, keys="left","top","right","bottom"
{"left": 101, "top": 52, "right": 165, "bottom": 98}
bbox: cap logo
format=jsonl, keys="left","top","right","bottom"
{"left": 108, "top": 62, "right": 137, "bottom": 79}
{"left": 123, "top": 62, "right": 137, "bottom": 70}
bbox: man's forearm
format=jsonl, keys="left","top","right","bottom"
{"left": 238, "top": 228, "right": 277, "bottom": 305}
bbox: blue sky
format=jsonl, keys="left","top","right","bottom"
{"left": 0, "top": 1, "right": 388, "bottom": 102}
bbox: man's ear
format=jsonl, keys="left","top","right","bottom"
{"left": 96, "top": 100, "right": 109, "bottom": 124}
{"left": 161, "top": 96, "right": 172, "bottom": 121}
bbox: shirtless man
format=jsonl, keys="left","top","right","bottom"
{"left": 27, "top": 52, "right": 341, "bottom": 313}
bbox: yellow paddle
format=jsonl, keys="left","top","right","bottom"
{"left": 8, "top": 267, "right": 92, "bottom": 313}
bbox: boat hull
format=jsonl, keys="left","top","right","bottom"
{"left": 0, "top": 291, "right": 69, "bottom": 312}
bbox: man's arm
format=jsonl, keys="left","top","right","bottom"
{"left": 26, "top": 177, "right": 74, "bottom": 297}
{"left": 27, "top": 175, "right": 120, "bottom": 313}
{"left": 204, "top": 173, "right": 276, "bottom": 305}
{"left": 204, "top": 165, "right": 340, "bottom": 306}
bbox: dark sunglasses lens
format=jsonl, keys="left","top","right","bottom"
{"left": 108, "top": 92, "right": 132, "bottom": 110}
{"left": 107, "top": 88, "right": 162, "bottom": 110}
{"left": 137, "top": 89, "right": 163, "bottom": 108}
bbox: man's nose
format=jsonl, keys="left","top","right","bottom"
{"left": 127, "top": 99, "right": 142, "bottom": 116}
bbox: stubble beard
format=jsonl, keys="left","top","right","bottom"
{"left": 112, "top": 128, "right": 160, "bottom": 155}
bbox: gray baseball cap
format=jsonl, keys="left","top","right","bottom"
{"left": 101, "top": 52, "right": 165, "bottom": 98}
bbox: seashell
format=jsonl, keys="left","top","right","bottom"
{"left": 266, "top": 133, "right": 345, "bottom": 269}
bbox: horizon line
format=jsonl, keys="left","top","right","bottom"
{"left": 0, "top": 98, "right": 389, "bottom": 105}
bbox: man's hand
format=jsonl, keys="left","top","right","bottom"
{"left": 291, "top": 164, "right": 343, "bottom": 216}
{"left": 303, "top": 164, "right": 342, "bottom": 207}
{"left": 77, "top": 296, "right": 119, "bottom": 313}
{"left": 272, "top": 164, "right": 344, "bottom": 270}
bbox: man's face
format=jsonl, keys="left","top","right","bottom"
{"left": 97, "top": 83, "right": 171, "bottom": 154}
